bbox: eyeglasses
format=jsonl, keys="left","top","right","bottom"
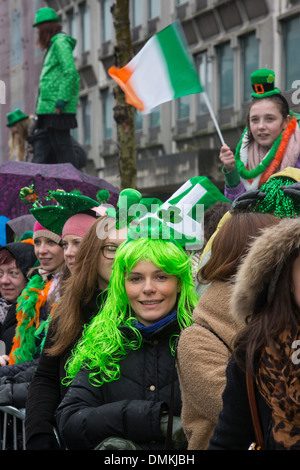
{"left": 101, "top": 245, "right": 118, "bottom": 259}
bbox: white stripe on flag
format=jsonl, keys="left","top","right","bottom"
{"left": 130, "top": 37, "right": 174, "bottom": 114}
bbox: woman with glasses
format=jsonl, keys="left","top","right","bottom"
{"left": 25, "top": 215, "right": 128, "bottom": 450}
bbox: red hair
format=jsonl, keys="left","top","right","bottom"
{"left": 0, "top": 249, "right": 17, "bottom": 266}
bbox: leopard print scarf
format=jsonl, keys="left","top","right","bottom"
{"left": 256, "top": 330, "right": 300, "bottom": 449}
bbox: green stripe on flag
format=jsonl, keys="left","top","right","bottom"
{"left": 156, "top": 22, "right": 203, "bottom": 98}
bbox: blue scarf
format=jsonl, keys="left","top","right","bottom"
{"left": 134, "top": 311, "right": 177, "bottom": 339}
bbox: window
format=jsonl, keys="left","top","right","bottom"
{"left": 66, "top": 10, "right": 78, "bottom": 57}
{"left": 11, "top": 9, "right": 23, "bottom": 66}
{"left": 101, "top": 89, "right": 113, "bottom": 139}
{"left": 284, "top": 15, "right": 300, "bottom": 90}
{"left": 71, "top": 127, "right": 79, "bottom": 141}
{"left": 177, "top": 95, "right": 190, "bottom": 120}
{"left": 149, "top": 0, "right": 160, "bottom": 19}
{"left": 132, "top": 0, "right": 143, "bottom": 27}
{"left": 79, "top": 3, "right": 90, "bottom": 53}
{"left": 241, "top": 32, "right": 259, "bottom": 102}
{"left": 81, "top": 96, "right": 91, "bottom": 145}
{"left": 150, "top": 105, "right": 161, "bottom": 127}
{"left": 102, "top": 0, "right": 113, "bottom": 42}
{"left": 196, "top": 51, "right": 212, "bottom": 115}
{"left": 135, "top": 110, "right": 143, "bottom": 131}
{"left": 218, "top": 42, "right": 234, "bottom": 109}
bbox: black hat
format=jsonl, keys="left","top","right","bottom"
{"left": 0, "top": 242, "right": 37, "bottom": 279}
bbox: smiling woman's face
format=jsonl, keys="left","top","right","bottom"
{"left": 125, "top": 260, "right": 180, "bottom": 326}
{"left": 34, "top": 236, "right": 64, "bottom": 273}
{"left": 97, "top": 226, "right": 128, "bottom": 290}
{"left": 249, "top": 100, "right": 290, "bottom": 150}
{"left": 0, "top": 260, "right": 27, "bottom": 303}
{"left": 62, "top": 235, "right": 83, "bottom": 271}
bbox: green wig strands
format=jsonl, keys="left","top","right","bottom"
{"left": 64, "top": 237, "right": 198, "bottom": 387}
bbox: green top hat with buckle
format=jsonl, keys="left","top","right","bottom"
{"left": 250, "top": 68, "right": 281, "bottom": 99}
{"left": 6, "top": 109, "right": 28, "bottom": 128}
{"left": 33, "top": 7, "right": 60, "bottom": 27}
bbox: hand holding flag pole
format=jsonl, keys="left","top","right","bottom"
{"left": 108, "top": 21, "right": 225, "bottom": 147}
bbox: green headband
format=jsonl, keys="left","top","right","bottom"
{"left": 105, "top": 188, "right": 163, "bottom": 230}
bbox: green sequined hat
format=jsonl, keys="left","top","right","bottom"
{"left": 250, "top": 68, "right": 280, "bottom": 99}
{"left": 19, "top": 187, "right": 102, "bottom": 235}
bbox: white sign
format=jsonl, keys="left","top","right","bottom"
{"left": 0, "top": 80, "right": 6, "bottom": 104}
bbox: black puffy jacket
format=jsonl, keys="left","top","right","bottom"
{"left": 55, "top": 319, "right": 182, "bottom": 450}
{"left": 208, "top": 358, "right": 274, "bottom": 450}
{"left": 0, "top": 303, "right": 18, "bottom": 355}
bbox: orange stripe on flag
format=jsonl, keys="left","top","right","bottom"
{"left": 108, "top": 65, "right": 145, "bottom": 112}
{"left": 110, "top": 65, "right": 133, "bottom": 83}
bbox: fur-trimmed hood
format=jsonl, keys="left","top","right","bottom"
{"left": 230, "top": 217, "right": 300, "bottom": 323}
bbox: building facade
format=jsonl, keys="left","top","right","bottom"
{"left": 1, "top": 0, "right": 300, "bottom": 199}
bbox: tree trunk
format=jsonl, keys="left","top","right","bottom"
{"left": 111, "top": 0, "right": 137, "bottom": 190}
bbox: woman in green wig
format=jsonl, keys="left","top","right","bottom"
{"left": 55, "top": 224, "right": 198, "bottom": 451}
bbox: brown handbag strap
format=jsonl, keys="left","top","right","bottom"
{"left": 246, "top": 372, "right": 264, "bottom": 450}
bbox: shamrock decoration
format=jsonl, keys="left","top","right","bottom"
{"left": 19, "top": 185, "right": 42, "bottom": 207}
{"left": 127, "top": 217, "right": 171, "bottom": 241}
{"left": 157, "top": 205, "right": 182, "bottom": 224}
{"left": 267, "top": 74, "right": 274, "bottom": 84}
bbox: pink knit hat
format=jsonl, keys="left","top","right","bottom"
{"left": 62, "top": 213, "right": 96, "bottom": 239}
{"left": 33, "top": 221, "right": 62, "bottom": 244}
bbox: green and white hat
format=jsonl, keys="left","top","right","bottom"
{"left": 133, "top": 177, "right": 231, "bottom": 250}
{"left": 250, "top": 68, "right": 280, "bottom": 99}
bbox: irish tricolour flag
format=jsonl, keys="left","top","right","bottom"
{"left": 108, "top": 22, "right": 203, "bottom": 114}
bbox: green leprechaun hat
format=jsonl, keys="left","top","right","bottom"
{"left": 250, "top": 68, "right": 280, "bottom": 99}
{"left": 6, "top": 109, "right": 29, "bottom": 128}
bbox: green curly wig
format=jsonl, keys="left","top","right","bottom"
{"left": 64, "top": 237, "right": 198, "bottom": 387}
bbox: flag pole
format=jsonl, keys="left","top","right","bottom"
{"left": 202, "top": 92, "right": 225, "bottom": 146}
